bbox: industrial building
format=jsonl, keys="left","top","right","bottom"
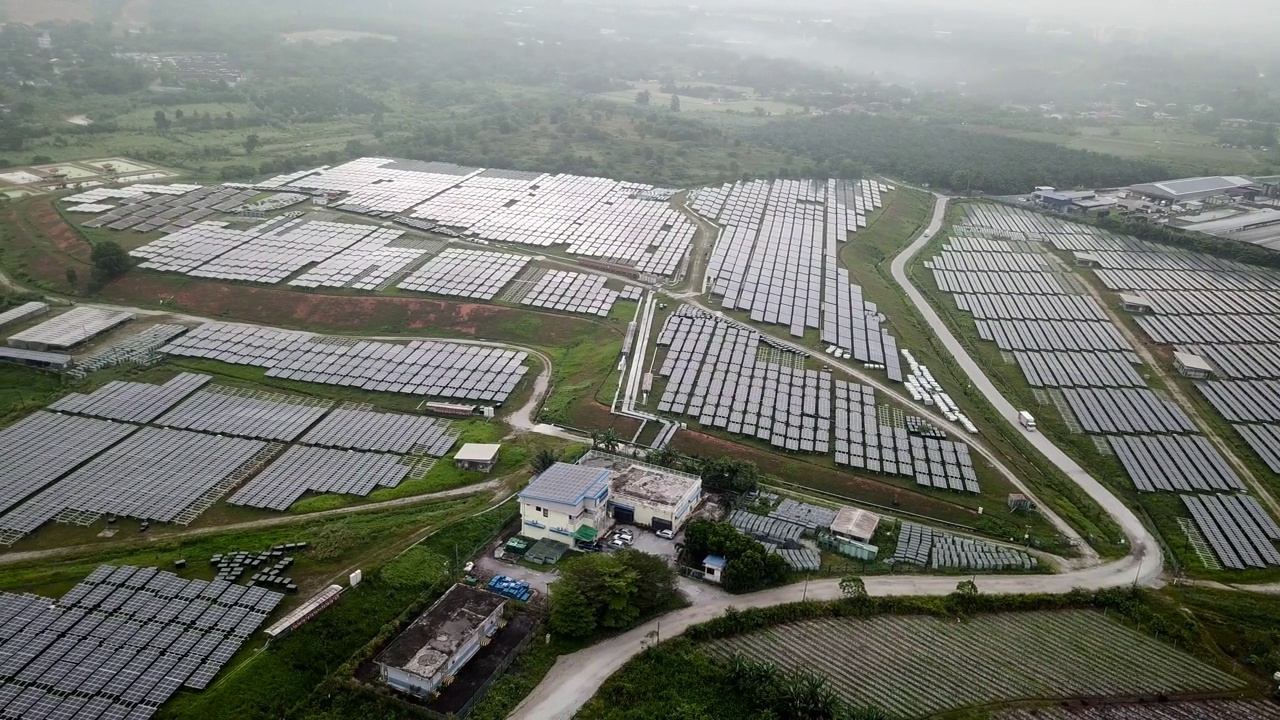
{"left": 606, "top": 462, "right": 702, "bottom": 532}
{"left": 0, "top": 302, "right": 49, "bottom": 332}
{"left": 517, "top": 456, "right": 704, "bottom": 544}
{"left": 1127, "top": 176, "right": 1258, "bottom": 205}
{"left": 6, "top": 307, "right": 133, "bottom": 351}
{"left": 375, "top": 584, "right": 506, "bottom": 698}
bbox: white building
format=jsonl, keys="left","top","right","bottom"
{"left": 607, "top": 462, "right": 702, "bottom": 533}
{"left": 518, "top": 463, "right": 613, "bottom": 544}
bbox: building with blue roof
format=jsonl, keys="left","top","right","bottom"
{"left": 702, "top": 555, "right": 727, "bottom": 583}
{"left": 518, "top": 462, "right": 613, "bottom": 543}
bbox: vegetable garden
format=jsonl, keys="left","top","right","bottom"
{"left": 702, "top": 610, "right": 1245, "bottom": 718}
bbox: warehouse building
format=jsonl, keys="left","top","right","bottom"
{"left": 6, "top": 307, "right": 133, "bottom": 351}
{"left": 1127, "top": 176, "right": 1258, "bottom": 204}
{"left": 607, "top": 462, "right": 702, "bottom": 533}
{"left": 375, "top": 584, "right": 506, "bottom": 698}
{"left": 0, "top": 302, "right": 49, "bottom": 332}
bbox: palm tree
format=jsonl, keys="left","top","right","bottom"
{"left": 530, "top": 448, "right": 561, "bottom": 474}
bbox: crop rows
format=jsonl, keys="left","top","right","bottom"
{"left": 702, "top": 611, "right": 1242, "bottom": 718}
{"left": 995, "top": 700, "right": 1280, "bottom": 719}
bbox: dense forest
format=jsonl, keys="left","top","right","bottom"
{"left": 750, "top": 114, "right": 1172, "bottom": 194}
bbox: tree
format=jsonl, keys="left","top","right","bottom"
{"left": 242, "top": 133, "right": 262, "bottom": 154}
{"left": 839, "top": 575, "right": 868, "bottom": 601}
{"left": 174, "top": 109, "right": 184, "bottom": 121}
{"left": 670, "top": 94, "right": 681, "bottom": 112}
{"left": 699, "top": 457, "right": 759, "bottom": 494}
{"left": 90, "top": 240, "right": 131, "bottom": 286}
{"left": 529, "top": 448, "right": 561, "bottom": 474}
{"left": 547, "top": 550, "right": 679, "bottom": 638}
{"left": 548, "top": 583, "right": 597, "bottom": 638}
{"left": 153, "top": 110, "right": 170, "bottom": 133}
{"left": 954, "top": 579, "right": 979, "bottom": 597}
{"left": 635, "top": 89, "right": 651, "bottom": 106}
{"left": 64, "top": 268, "right": 77, "bottom": 285}
{"left": 590, "top": 428, "right": 620, "bottom": 453}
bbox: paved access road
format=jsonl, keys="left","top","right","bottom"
{"left": 888, "top": 195, "right": 1161, "bottom": 578}
{"left": 508, "top": 194, "right": 1165, "bottom": 720}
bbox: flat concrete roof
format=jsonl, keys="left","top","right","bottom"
{"left": 375, "top": 584, "right": 505, "bottom": 681}
{"left": 1174, "top": 351, "right": 1214, "bottom": 373}
{"left": 454, "top": 443, "right": 500, "bottom": 462}
{"left": 610, "top": 464, "right": 699, "bottom": 510}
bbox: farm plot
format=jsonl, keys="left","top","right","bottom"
{"left": 994, "top": 701, "right": 1280, "bottom": 720}
{"left": 702, "top": 610, "right": 1243, "bottom": 718}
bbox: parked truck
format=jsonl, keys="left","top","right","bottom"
{"left": 1018, "top": 410, "right": 1036, "bottom": 431}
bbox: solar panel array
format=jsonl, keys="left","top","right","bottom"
{"left": 0, "top": 413, "right": 138, "bottom": 525}
{"left": 68, "top": 325, "right": 189, "bottom": 379}
{"left": 226, "top": 446, "right": 408, "bottom": 511}
{"left": 1181, "top": 494, "right": 1280, "bottom": 569}
{"left": 156, "top": 387, "right": 333, "bottom": 442}
{"left": 1109, "top": 436, "right": 1245, "bottom": 492}
{"left": 510, "top": 268, "right": 621, "bottom": 317}
{"left": 1014, "top": 351, "right": 1145, "bottom": 388}
{"left": 185, "top": 220, "right": 381, "bottom": 284}
{"left": 656, "top": 307, "right": 832, "bottom": 454}
{"left": 48, "top": 374, "right": 210, "bottom": 424}
{"left": 727, "top": 510, "right": 804, "bottom": 542}
{"left": 299, "top": 407, "right": 457, "bottom": 455}
{"left": 769, "top": 499, "right": 837, "bottom": 529}
{"left": 0, "top": 564, "right": 282, "bottom": 718}
{"left": 831, "top": 379, "right": 978, "bottom": 492}
{"left": 890, "top": 522, "right": 1036, "bottom": 570}
{"left": 76, "top": 185, "right": 255, "bottom": 234}
{"left": 1234, "top": 424, "right": 1280, "bottom": 473}
{"left": 950, "top": 204, "right": 1280, "bottom": 572}
{"left": 6, "top": 308, "right": 133, "bottom": 350}
{"left": 396, "top": 248, "right": 530, "bottom": 300}
{"left": 287, "top": 229, "right": 435, "bottom": 291}
{"left": 160, "top": 322, "right": 527, "bottom": 403}
{"left": 1060, "top": 388, "right": 1196, "bottom": 434}
{"left": 0, "top": 429, "right": 268, "bottom": 536}
{"left": 694, "top": 179, "right": 902, "bottom": 379}
{"left": 282, "top": 158, "right": 695, "bottom": 276}
{"left": 655, "top": 308, "right": 980, "bottom": 492}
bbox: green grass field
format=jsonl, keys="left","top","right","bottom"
{"left": 959, "top": 124, "right": 1271, "bottom": 176}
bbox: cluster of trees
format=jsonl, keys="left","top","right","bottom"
{"left": 548, "top": 550, "right": 681, "bottom": 639}
{"left": 725, "top": 656, "right": 887, "bottom": 720}
{"left": 89, "top": 240, "right": 131, "bottom": 289}
{"left": 681, "top": 519, "right": 788, "bottom": 593}
{"left": 645, "top": 449, "right": 761, "bottom": 495}
{"left": 750, "top": 114, "right": 1172, "bottom": 195}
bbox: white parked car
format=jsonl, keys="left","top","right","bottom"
{"left": 656, "top": 529, "right": 674, "bottom": 540}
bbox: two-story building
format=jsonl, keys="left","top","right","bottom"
{"left": 518, "top": 463, "right": 613, "bottom": 544}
